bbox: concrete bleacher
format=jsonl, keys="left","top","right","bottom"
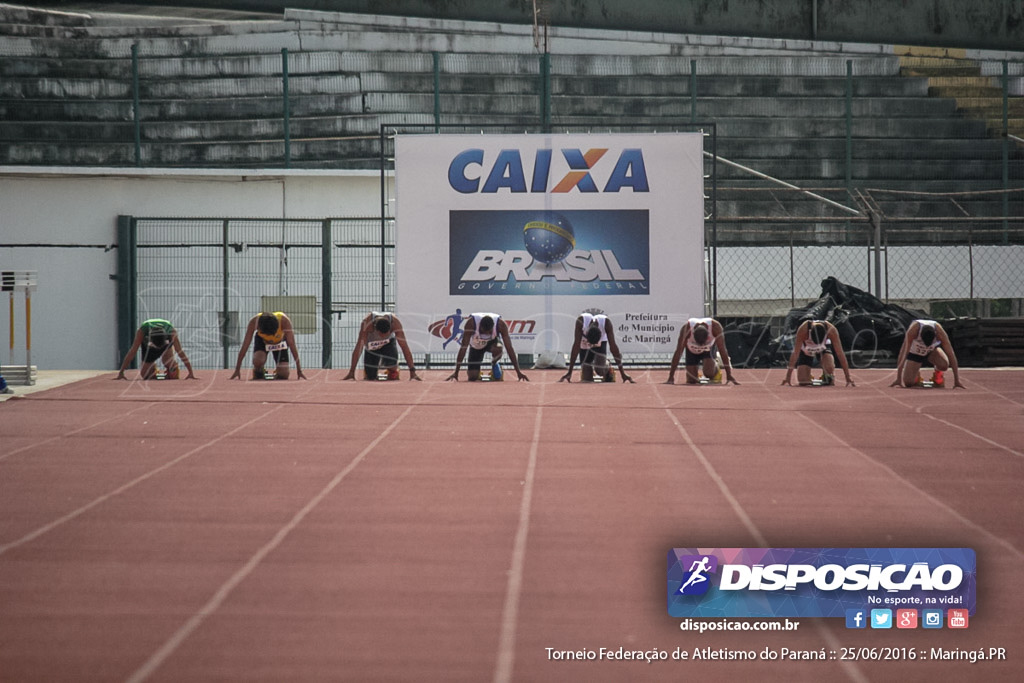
{"left": 0, "top": 3, "right": 1022, "bottom": 231}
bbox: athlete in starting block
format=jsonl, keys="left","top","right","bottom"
{"left": 343, "top": 311, "right": 420, "bottom": 381}
{"left": 559, "top": 311, "right": 633, "bottom": 383}
{"left": 666, "top": 317, "right": 738, "bottom": 385}
{"left": 231, "top": 311, "right": 306, "bottom": 380}
{"left": 446, "top": 313, "right": 529, "bottom": 382}
{"left": 116, "top": 318, "right": 196, "bottom": 381}
{"left": 782, "top": 319, "right": 854, "bottom": 387}
{"left": 891, "top": 319, "right": 963, "bottom": 388}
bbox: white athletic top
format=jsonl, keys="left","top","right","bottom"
{"left": 580, "top": 313, "right": 608, "bottom": 350}
{"left": 909, "top": 320, "right": 942, "bottom": 356}
{"left": 800, "top": 321, "right": 832, "bottom": 356}
{"left": 366, "top": 312, "right": 395, "bottom": 351}
{"left": 685, "top": 318, "right": 715, "bottom": 354}
{"left": 470, "top": 313, "right": 500, "bottom": 350}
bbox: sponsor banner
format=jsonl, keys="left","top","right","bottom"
{"left": 667, "top": 548, "right": 976, "bottom": 618}
{"left": 449, "top": 209, "right": 650, "bottom": 296}
{"left": 394, "top": 133, "right": 704, "bottom": 354}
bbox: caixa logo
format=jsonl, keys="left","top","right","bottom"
{"left": 448, "top": 148, "right": 649, "bottom": 194}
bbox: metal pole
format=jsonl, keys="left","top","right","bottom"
{"left": 24, "top": 287, "right": 30, "bottom": 378}
{"left": 1002, "top": 60, "right": 1009, "bottom": 242}
{"left": 540, "top": 52, "right": 551, "bottom": 132}
{"left": 322, "top": 218, "right": 333, "bottom": 369}
{"left": 968, "top": 223, "right": 975, "bottom": 300}
{"left": 873, "top": 213, "right": 881, "bottom": 297}
{"left": 222, "top": 219, "right": 230, "bottom": 369}
{"left": 690, "top": 59, "right": 697, "bottom": 124}
{"left": 282, "top": 48, "right": 291, "bottom": 168}
{"left": 380, "top": 125, "right": 388, "bottom": 310}
{"left": 789, "top": 228, "right": 795, "bottom": 307}
{"left": 131, "top": 43, "right": 141, "bottom": 166}
{"left": 7, "top": 290, "right": 12, "bottom": 365}
{"left": 710, "top": 125, "right": 718, "bottom": 318}
{"left": 115, "top": 216, "right": 136, "bottom": 367}
{"left": 846, "top": 60, "right": 853, "bottom": 243}
{"left": 433, "top": 52, "right": 441, "bottom": 134}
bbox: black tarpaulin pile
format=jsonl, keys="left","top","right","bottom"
{"left": 777, "top": 276, "right": 926, "bottom": 362}
{"left": 724, "top": 277, "right": 926, "bottom": 367}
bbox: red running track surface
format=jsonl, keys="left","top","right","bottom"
{"left": 1, "top": 368, "right": 1022, "bottom": 682}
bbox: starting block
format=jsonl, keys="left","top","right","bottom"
{"left": 376, "top": 367, "right": 399, "bottom": 381}
{"left": 478, "top": 363, "right": 503, "bottom": 381}
{"left": 916, "top": 380, "right": 944, "bottom": 389}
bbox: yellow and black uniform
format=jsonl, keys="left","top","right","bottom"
{"left": 255, "top": 311, "right": 289, "bottom": 363}
{"left": 363, "top": 312, "right": 398, "bottom": 377}
{"left": 139, "top": 319, "right": 174, "bottom": 364}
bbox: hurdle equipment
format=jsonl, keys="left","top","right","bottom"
{"left": 2, "top": 271, "right": 37, "bottom": 386}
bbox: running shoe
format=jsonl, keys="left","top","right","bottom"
{"left": 387, "top": 367, "right": 400, "bottom": 381}
{"left": 821, "top": 373, "right": 835, "bottom": 386}
{"left": 491, "top": 362, "right": 503, "bottom": 381}
{"left": 710, "top": 368, "right": 723, "bottom": 384}
{"left": 931, "top": 370, "right": 944, "bottom": 387}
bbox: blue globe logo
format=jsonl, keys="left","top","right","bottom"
{"left": 523, "top": 212, "right": 576, "bottom": 264}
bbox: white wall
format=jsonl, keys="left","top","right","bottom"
{"left": 0, "top": 168, "right": 385, "bottom": 369}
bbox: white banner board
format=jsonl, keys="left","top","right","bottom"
{"left": 394, "top": 133, "right": 705, "bottom": 355}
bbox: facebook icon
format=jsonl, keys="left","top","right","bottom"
{"left": 845, "top": 609, "right": 867, "bottom": 629}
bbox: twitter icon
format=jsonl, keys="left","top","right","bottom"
{"left": 870, "top": 609, "right": 893, "bottom": 629}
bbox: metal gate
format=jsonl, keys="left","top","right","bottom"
{"left": 118, "top": 216, "right": 393, "bottom": 371}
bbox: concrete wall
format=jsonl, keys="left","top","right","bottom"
{"left": 87, "top": 0, "right": 1024, "bottom": 51}
{"left": 0, "top": 168, "right": 382, "bottom": 369}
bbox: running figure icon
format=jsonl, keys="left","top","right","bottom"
{"left": 679, "top": 556, "right": 712, "bottom": 593}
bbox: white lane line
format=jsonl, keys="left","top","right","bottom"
{"left": 125, "top": 395, "right": 425, "bottom": 683}
{"left": 654, "top": 384, "right": 870, "bottom": 683}
{"left": 493, "top": 383, "right": 545, "bottom": 683}
{"left": 654, "top": 385, "right": 767, "bottom": 546}
{"left": 870, "top": 385, "right": 1024, "bottom": 459}
{"left": 792, "top": 410, "right": 1024, "bottom": 560}
{"left": 0, "top": 404, "right": 284, "bottom": 557}
{"left": 0, "top": 401, "right": 156, "bottom": 463}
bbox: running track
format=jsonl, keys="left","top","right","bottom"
{"left": 1, "top": 369, "right": 1022, "bottom": 682}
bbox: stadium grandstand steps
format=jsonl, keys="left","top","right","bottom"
{"left": 0, "top": 3, "right": 1020, "bottom": 221}
{"left": 898, "top": 50, "right": 1024, "bottom": 138}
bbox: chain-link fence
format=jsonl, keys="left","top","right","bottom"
{"left": 128, "top": 216, "right": 392, "bottom": 372}
{"left": 123, "top": 196, "right": 1023, "bottom": 370}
